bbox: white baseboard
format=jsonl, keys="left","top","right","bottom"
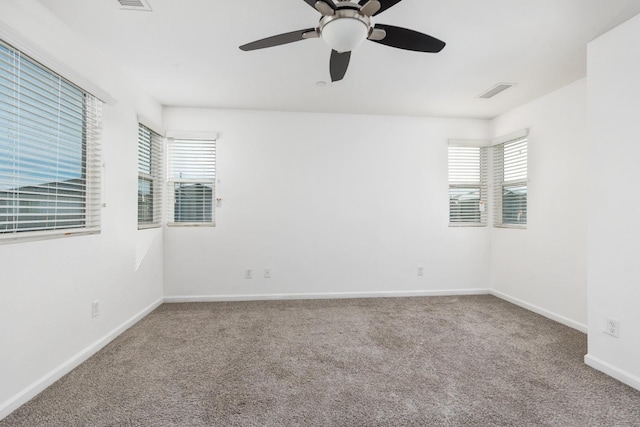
{"left": 490, "top": 290, "right": 587, "bottom": 333}
{"left": 585, "top": 354, "right": 640, "bottom": 392}
{"left": 0, "top": 298, "right": 163, "bottom": 422}
{"left": 164, "top": 288, "right": 491, "bottom": 303}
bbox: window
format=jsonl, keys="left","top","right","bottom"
{"left": 493, "top": 136, "right": 527, "bottom": 227}
{"left": 138, "top": 124, "right": 163, "bottom": 228}
{"left": 0, "top": 40, "right": 102, "bottom": 239}
{"left": 167, "top": 138, "right": 215, "bottom": 225}
{"left": 448, "top": 144, "right": 488, "bottom": 226}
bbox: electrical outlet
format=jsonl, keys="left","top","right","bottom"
{"left": 264, "top": 268, "right": 271, "bottom": 279}
{"left": 92, "top": 300, "right": 100, "bottom": 318}
{"left": 245, "top": 269, "right": 252, "bottom": 279}
{"left": 604, "top": 318, "right": 620, "bottom": 337}
{"left": 417, "top": 266, "right": 424, "bottom": 276}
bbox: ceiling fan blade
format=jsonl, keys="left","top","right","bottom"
{"left": 369, "top": 24, "right": 446, "bottom": 53}
{"left": 240, "top": 28, "right": 317, "bottom": 51}
{"left": 330, "top": 50, "right": 351, "bottom": 82}
{"left": 359, "top": 0, "right": 402, "bottom": 16}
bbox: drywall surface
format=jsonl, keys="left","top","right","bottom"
{"left": 0, "top": 0, "right": 164, "bottom": 417}
{"left": 489, "top": 79, "right": 588, "bottom": 330}
{"left": 162, "top": 108, "right": 491, "bottom": 299}
{"left": 586, "top": 13, "right": 640, "bottom": 390}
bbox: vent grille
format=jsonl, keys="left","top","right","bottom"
{"left": 478, "top": 83, "right": 515, "bottom": 99}
{"left": 117, "top": 0, "right": 152, "bottom": 11}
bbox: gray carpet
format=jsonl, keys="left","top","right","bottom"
{"left": 2, "top": 295, "right": 640, "bottom": 426}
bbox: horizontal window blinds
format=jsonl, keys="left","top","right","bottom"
{"left": 493, "top": 137, "right": 527, "bottom": 227}
{"left": 448, "top": 145, "right": 488, "bottom": 226}
{"left": 138, "top": 124, "right": 163, "bottom": 228}
{"left": 167, "top": 138, "right": 215, "bottom": 225}
{"left": 0, "top": 40, "right": 102, "bottom": 237}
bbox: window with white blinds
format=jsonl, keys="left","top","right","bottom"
{"left": 0, "top": 40, "right": 102, "bottom": 240}
{"left": 493, "top": 137, "right": 527, "bottom": 227}
{"left": 167, "top": 138, "right": 215, "bottom": 225}
{"left": 138, "top": 124, "right": 163, "bottom": 228}
{"left": 448, "top": 144, "right": 488, "bottom": 226}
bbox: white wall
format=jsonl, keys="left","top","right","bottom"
{"left": 585, "top": 13, "right": 640, "bottom": 390}
{"left": 0, "top": 0, "right": 164, "bottom": 418}
{"left": 2, "top": 0, "right": 637, "bottom": 417}
{"left": 162, "top": 108, "right": 491, "bottom": 300}
{"left": 490, "top": 79, "right": 588, "bottom": 331}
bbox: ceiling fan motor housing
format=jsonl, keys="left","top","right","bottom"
{"left": 319, "top": 8, "right": 372, "bottom": 53}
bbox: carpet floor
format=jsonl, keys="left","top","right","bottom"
{"left": 2, "top": 295, "right": 640, "bottom": 426}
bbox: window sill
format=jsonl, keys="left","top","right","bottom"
{"left": 166, "top": 222, "right": 215, "bottom": 228}
{"left": 449, "top": 223, "right": 488, "bottom": 228}
{"left": 0, "top": 228, "right": 101, "bottom": 245}
{"left": 493, "top": 224, "right": 527, "bottom": 229}
{"left": 138, "top": 223, "right": 162, "bottom": 231}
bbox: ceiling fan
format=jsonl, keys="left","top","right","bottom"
{"left": 239, "top": 0, "right": 446, "bottom": 82}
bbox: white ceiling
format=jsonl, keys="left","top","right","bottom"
{"left": 38, "top": 0, "right": 640, "bottom": 119}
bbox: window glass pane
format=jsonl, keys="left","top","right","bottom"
{"left": 448, "top": 144, "right": 487, "bottom": 226}
{"left": 493, "top": 137, "right": 527, "bottom": 227}
{"left": 449, "top": 187, "right": 482, "bottom": 223}
{"left": 174, "top": 182, "right": 212, "bottom": 223}
{"left": 0, "top": 41, "right": 94, "bottom": 235}
{"left": 502, "top": 185, "right": 527, "bottom": 224}
{"left": 138, "top": 177, "right": 153, "bottom": 224}
{"left": 167, "top": 138, "right": 215, "bottom": 225}
{"left": 137, "top": 124, "right": 162, "bottom": 228}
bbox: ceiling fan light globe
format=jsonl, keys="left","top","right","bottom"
{"left": 321, "top": 18, "right": 369, "bottom": 53}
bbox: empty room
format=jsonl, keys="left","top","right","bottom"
{"left": 1, "top": 0, "right": 640, "bottom": 425}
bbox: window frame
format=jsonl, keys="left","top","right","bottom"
{"left": 448, "top": 141, "right": 489, "bottom": 227}
{"left": 166, "top": 135, "right": 216, "bottom": 227}
{"left": 0, "top": 39, "right": 103, "bottom": 243}
{"left": 492, "top": 131, "right": 528, "bottom": 229}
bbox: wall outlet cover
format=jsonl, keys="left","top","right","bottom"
{"left": 91, "top": 300, "right": 100, "bottom": 318}
{"left": 604, "top": 318, "right": 620, "bottom": 338}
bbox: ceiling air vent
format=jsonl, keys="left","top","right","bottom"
{"left": 117, "top": 0, "right": 152, "bottom": 11}
{"left": 478, "top": 83, "right": 516, "bottom": 99}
